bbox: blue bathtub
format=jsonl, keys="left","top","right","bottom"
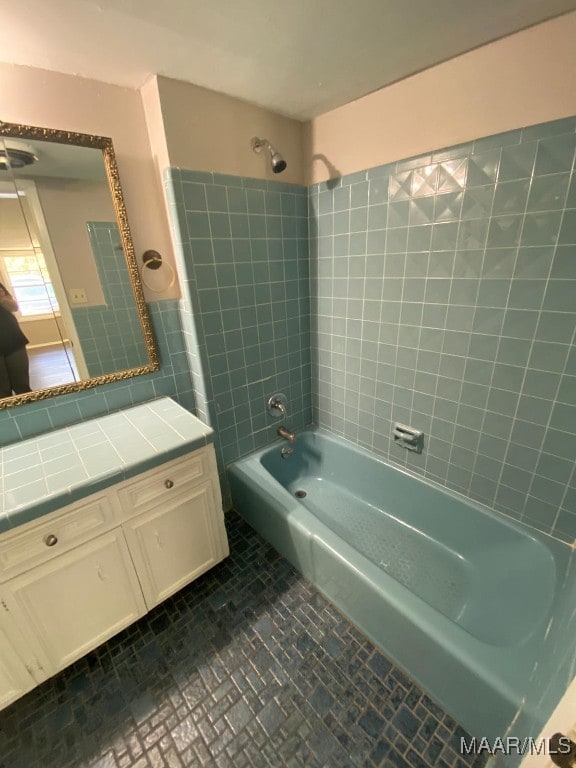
{"left": 228, "top": 427, "right": 573, "bottom": 743}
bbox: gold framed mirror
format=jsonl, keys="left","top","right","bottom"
{"left": 0, "top": 120, "right": 160, "bottom": 409}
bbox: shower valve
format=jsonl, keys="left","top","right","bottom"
{"left": 267, "top": 393, "right": 288, "bottom": 419}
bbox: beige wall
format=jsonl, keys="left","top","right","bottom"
{"left": 153, "top": 76, "right": 306, "bottom": 185}
{"left": 3, "top": 13, "right": 574, "bottom": 283}
{"left": 306, "top": 12, "right": 576, "bottom": 183}
{"left": 0, "top": 63, "right": 179, "bottom": 300}
{"left": 0, "top": 197, "right": 31, "bottom": 250}
{"left": 140, "top": 77, "right": 171, "bottom": 188}
{"left": 35, "top": 179, "right": 113, "bottom": 306}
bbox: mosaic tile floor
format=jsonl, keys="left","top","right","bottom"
{"left": 0, "top": 512, "right": 486, "bottom": 768}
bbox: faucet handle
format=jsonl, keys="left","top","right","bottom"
{"left": 267, "top": 393, "right": 288, "bottom": 419}
{"left": 272, "top": 399, "right": 287, "bottom": 417}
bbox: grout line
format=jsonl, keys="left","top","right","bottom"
{"left": 488, "top": 142, "right": 572, "bottom": 532}
{"left": 461, "top": 151, "right": 505, "bottom": 505}
{"left": 424, "top": 164, "right": 470, "bottom": 485}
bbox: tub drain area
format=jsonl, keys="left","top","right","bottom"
{"left": 295, "top": 490, "right": 307, "bottom": 498}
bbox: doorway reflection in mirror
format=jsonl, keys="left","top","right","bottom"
{"left": 0, "top": 175, "right": 79, "bottom": 394}
{"left": 28, "top": 344, "right": 78, "bottom": 389}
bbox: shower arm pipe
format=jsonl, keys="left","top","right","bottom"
{"left": 251, "top": 136, "right": 269, "bottom": 152}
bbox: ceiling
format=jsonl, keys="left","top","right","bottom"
{"left": 0, "top": 139, "right": 107, "bottom": 182}
{"left": 2, "top": 0, "right": 576, "bottom": 121}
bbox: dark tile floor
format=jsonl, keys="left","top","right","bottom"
{"left": 0, "top": 512, "right": 486, "bottom": 768}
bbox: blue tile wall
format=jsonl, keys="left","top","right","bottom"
{"left": 4, "top": 118, "right": 573, "bottom": 543}
{"left": 71, "top": 222, "right": 148, "bottom": 376}
{"left": 309, "top": 116, "right": 576, "bottom": 543}
{"left": 165, "top": 170, "right": 312, "bottom": 499}
{"left": 0, "top": 300, "right": 194, "bottom": 446}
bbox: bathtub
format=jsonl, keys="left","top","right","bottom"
{"left": 228, "top": 427, "right": 572, "bottom": 743}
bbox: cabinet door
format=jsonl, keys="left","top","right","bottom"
{"left": 0, "top": 625, "right": 36, "bottom": 710}
{"left": 3, "top": 529, "right": 147, "bottom": 674}
{"left": 124, "top": 480, "right": 225, "bottom": 609}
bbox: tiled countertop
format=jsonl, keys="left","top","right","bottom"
{"left": 0, "top": 398, "right": 214, "bottom": 532}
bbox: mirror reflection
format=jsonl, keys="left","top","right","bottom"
{"left": 0, "top": 124, "right": 159, "bottom": 407}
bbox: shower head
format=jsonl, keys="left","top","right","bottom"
{"left": 269, "top": 147, "right": 287, "bottom": 174}
{"left": 251, "top": 137, "right": 287, "bottom": 174}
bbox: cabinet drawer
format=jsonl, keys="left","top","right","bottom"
{"left": 116, "top": 447, "right": 213, "bottom": 520}
{"left": 0, "top": 494, "right": 116, "bottom": 581}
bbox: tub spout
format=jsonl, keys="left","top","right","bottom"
{"left": 277, "top": 425, "right": 296, "bottom": 442}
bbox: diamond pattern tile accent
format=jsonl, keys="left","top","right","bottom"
{"left": 0, "top": 512, "right": 485, "bottom": 768}
{"left": 409, "top": 197, "right": 435, "bottom": 224}
{"left": 434, "top": 192, "right": 463, "bottom": 222}
{"left": 388, "top": 172, "right": 413, "bottom": 202}
{"left": 466, "top": 151, "right": 500, "bottom": 187}
{"left": 311, "top": 115, "right": 576, "bottom": 545}
{"left": 411, "top": 165, "right": 438, "bottom": 197}
{"left": 437, "top": 159, "right": 468, "bottom": 192}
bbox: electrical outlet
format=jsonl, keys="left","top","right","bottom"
{"left": 69, "top": 288, "right": 88, "bottom": 304}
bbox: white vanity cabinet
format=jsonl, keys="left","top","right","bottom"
{"left": 0, "top": 443, "right": 228, "bottom": 709}
{"left": 0, "top": 622, "right": 39, "bottom": 709}
{"left": 118, "top": 448, "right": 227, "bottom": 609}
{"left": 1, "top": 529, "right": 147, "bottom": 674}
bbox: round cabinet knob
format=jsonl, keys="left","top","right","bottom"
{"left": 164, "top": 479, "right": 174, "bottom": 489}
{"left": 44, "top": 534, "right": 58, "bottom": 547}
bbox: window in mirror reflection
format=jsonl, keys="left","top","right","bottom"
{"left": 2, "top": 251, "right": 59, "bottom": 315}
